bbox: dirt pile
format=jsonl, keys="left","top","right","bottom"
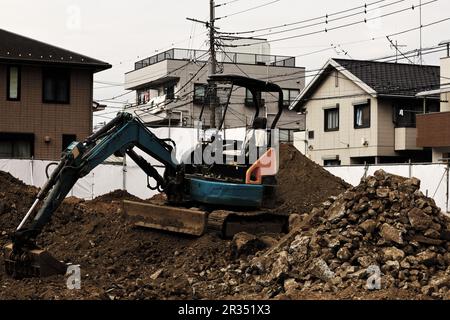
{"left": 226, "top": 170, "right": 450, "bottom": 299}
{"left": 0, "top": 173, "right": 236, "bottom": 300}
{"left": 274, "top": 144, "right": 349, "bottom": 215}
{"left": 0, "top": 172, "right": 38, "bottom": 235}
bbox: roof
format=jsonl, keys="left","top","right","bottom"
{"left": 416, "top": 85, "right": 450, "bottom": 97}
{"left": 0, "top": 29, "right": 111, "bottom": 72}
{"left": 290, "top": 58, "right": 440, "bottom": 110}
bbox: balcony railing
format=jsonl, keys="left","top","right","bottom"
{"left": 134, "top": 48, "right": 296, "bottom": 70}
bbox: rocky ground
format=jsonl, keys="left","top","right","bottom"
{"left": 225, "top": 170, "right": 450, "bottom": 300}
{"left": 0, "top": 145, "right": 448, "bottom": 300}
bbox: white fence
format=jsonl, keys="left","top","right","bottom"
{"left": 325, "top": 163, "right": 450, "bottom": 213}
{"left": 0, "top": 126, "right": 248, "bottom": 201}
{"left": 2, "top": 125, "right": 448, "bottom": 213}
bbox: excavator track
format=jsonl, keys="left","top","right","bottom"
{"left": 124, "top": 201, "right": 288, "bottom": 239}
{"left": 208, "top": 210, "right": 288, "bottom": 239}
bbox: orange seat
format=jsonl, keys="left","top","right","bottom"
{"left": 245, "top": 148, "right": 278, "bottom": 185}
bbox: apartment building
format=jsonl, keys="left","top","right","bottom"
{"left": 124, "top": 48, "right": 306, "bottom": 143}
{"left": 291, "top": 58, "right": 440, "bottom": 166}
{"left": 0, "top": 29, "right": 111, "bottom": 160}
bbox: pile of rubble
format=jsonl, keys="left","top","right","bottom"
{"left": 229, "top": 170, "right": 450, "bottom": 299}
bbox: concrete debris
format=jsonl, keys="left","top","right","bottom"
{"left": 232, "top": 170, "right": 450, "bottom": 300}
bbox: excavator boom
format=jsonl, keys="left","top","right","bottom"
{"left": 4, "top": 112, "right": 184, "bottom": 278}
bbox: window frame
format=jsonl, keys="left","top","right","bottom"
{"left": 164, "top": 84, "right": 175, "bottom": 100}
{"left": 245, "top": 88, "right": 263, "bottom": 107}
{"left": 6, "top": 65, "right": 21, "bottom": 101}
{"left": 279, "top": 129, "right": 297, "bottom": 143}
{"left": 324, "top": 105, "right": 340, "bottom": 132}
{"left": 0, "top": 132, "right": 34, "bottom": 159}
{"left": 42, "top": 69, "right": 71, "bottom": 104}
{"left": 282, "top": 88, "right": 300, "bottom": 107}
{"left": 324, "top": 159, "right": 341, "bottom": 166}
{"left": 353, "top": 100, "right": 371, "bottom": 129}
{"left": 193, "top": 83, "right": 207, "bottom": 105}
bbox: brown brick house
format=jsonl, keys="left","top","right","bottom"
{"left": 0, "top": 29, "right": 111, "bottom": 160}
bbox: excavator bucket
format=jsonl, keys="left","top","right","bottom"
{"left": 123, "top": 200, "right": 208, "bottom": 237}
{"left": 3, "top": 243, "right": 67, "bottom": 279}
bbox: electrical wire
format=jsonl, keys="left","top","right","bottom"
{"left": 220, "top": 0, "right": 388, "bottom": 35}
{"left": 241, "top": 0, "right": 407, "bottom": 39}
{"left": 216, "top": 0, "right": 282, "bottom": 20}
{"left": 215, "top": 0, "right": 243, "bottom": 8}
{"left": 222, "top": 0, "right": 438, "bottom": 47}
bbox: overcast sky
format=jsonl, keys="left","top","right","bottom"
{"left": 1, "top": 0, "right": 449, "bottom": 123}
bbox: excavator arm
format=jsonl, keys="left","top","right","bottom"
{"left": 5, "top": 112, "right": 183, "bottom": 277}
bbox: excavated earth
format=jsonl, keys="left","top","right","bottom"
{"left": 0, "top": 145, "right": 448, "bottom": 300}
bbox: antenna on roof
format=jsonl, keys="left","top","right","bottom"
{"left": 389, "top": 40, "right": 407, "bottom": 63}
{"left": 419, "top": 0, "right": 423, "bottom": 65}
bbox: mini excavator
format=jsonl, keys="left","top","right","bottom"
{"left": 3, "top": 74, "right": 288, "bottom": 278}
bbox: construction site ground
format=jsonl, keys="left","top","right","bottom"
{"left": 0, "top": 145, "right": 448, "bottom": 300}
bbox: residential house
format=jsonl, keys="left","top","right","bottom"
{"left": 0, "top": 29, "right": 111, "bottom": 160}
{"left": 123, "top": 47, "right": 305, "bottom": 143}
{"left": 416, "top": 51, "right": 450, "bottom": 162}
{"left": 290, "top": 58, "right": 441, "bottom": 166}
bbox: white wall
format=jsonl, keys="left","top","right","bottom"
{"left": 0, "top": 127, "right": 248, "bottom": 201}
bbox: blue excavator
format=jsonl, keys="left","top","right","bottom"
{"left": 3, "top": 74, "right": 288, "bottom": 278}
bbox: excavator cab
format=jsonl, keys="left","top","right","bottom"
{"left": 3, "top": 75, "right": 287, "bottom": 279}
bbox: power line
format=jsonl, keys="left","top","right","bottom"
{"left": 107, "top": 12, "right": 449, "bottom": 104}
{"left": 252, "top": 15, "right": 450, "bottom": 82}
{"left": 243, "top": 0, "right": 407, "bottom": 39}
{"left": 215, "top": 0, "right": 243, "bottom": 7}
{"left": 222, "top": 0, "right": 438, "bottom": 47}
{"left": 97, "top": 90, "right": 134, "bottom": 103}
{"left": 220, "top": 0, "right": 388, "bottom": 35}
{"left": 216, "top": 0, "right": 282, "bottom": 20}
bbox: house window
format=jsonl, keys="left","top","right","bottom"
{"left": 354, "top": 101, "right": 371, "bottom": 129}
{"left": 43, "top": 69, "right": 70, "bottom": 104}
{"left": 164, "top": 84, "right": 175, "bottom": 100}
{"left": 137, "top": 88, "right": 151, "bottom": 105}
{"left": 279, "top": 129, "right": 297, "bottom": 144}
{"left": 193, "top": 84, "right": 207, "bottom": 105}
{"left": 282, "top": 89, "right": 300, "bottom": 107}
{"left": 62, "top": 134, "right": 77, "bottom": 151}
{"left": 324, "top": 159, "right": 341, "bottom": 166}
{"left": 7, "top": 66, "right": 21, "bottom": 101}
{"left": 0, "top": 133, "right": 34, "bottom": 159}
{"left": 324, "top": 106, "right": 339, "bottom": 132}
{"left": 335, "top": 70, "right": 339, "bottom": 88}
{"left": 245, "top": 89, "right": 262, "bottom": 107}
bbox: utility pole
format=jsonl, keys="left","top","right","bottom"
{"left": 186, "top": 0, "right": 218, "bottom": 129}
{"left": 209, "top": 0, "right": 218, "bottom": 129}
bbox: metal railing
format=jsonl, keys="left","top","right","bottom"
{"left": 134, "top": 48, "right": 296, "bottom": 70}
